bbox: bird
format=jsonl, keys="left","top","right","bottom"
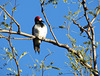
{"left": 32, "top": 16, "right": 47, "bottom": 54}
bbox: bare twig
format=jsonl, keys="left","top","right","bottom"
{"left": 75, "top": 15, "right": 84, "bottom": 21}
{"left": 42, "top": 51, "right": 54, "bottom": 76}
{"left": 0, "top": 36, "right": 33, "bottom": 40}
{"left": 81, "top": 0, "right": 92, "bottom": 36}
{"left": 8, "top": 37, "right": 20, "bottom": 76}
{"left": 90, "top": 2, "right": 100, "bottom": 70}
{"left": 0, "top": 5, "right": 21, "bottom": 33}
{"left": 0, "top": 33, "right": 9, "bottom": 40}
{"left": 1, "top": 1, "right": 20, "bottom": 75}
{"left": 90, "top": 7, "right": 100, "bottom": 25}
{"left": 82, "top": 0, "right": 90, "bottom": 25}
{"left": 9, "top": 1, "right": 20, "bottom": 75}
{"left": 40, "top": 1, "right": 58, "bottom": 43}
{"left": 0, "top": 29, "right": 99, "bottom": 75}
{"left": 0, "top": 32, "right": 20, "bottom": 76}
{"left": 78, "top": 0, "right": 99, "bottom": 72}
{"left": 64, "top": 21, "right": 69, "bottom": 35}
{"left": 90, "top": 48, "right": 92, "bottom": 76}
{"left": 43, "top": 51, "right": 54, "bottom": 61}
{"left": 91, "top": 27, "right": 97, "bottom": 70}
{"left": 72, "top": 20, "right": 92, "bottom": 39}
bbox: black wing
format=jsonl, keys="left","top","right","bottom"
{"left": 32, "top": 25, "right": 40, "bottom": 54}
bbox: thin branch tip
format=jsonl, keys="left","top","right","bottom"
{"left": 0, "top": 5, "right": 21, "bottom": 34}
{"left": 40, "top": 2, "right": 58, "bottom": 43}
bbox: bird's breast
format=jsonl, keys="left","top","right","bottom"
{"left": 34, "top": 24, "right": 47, "bottom": 38}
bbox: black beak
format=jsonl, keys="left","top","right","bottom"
{"left": 41, "top": 20, "right": 44, "bottom": 23}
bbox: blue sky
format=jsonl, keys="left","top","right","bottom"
{"left": 0, "top": 0, "right": 100, "bottom": 76}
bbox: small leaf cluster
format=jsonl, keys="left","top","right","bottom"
{"left": 26, "top": 52, "right": 61, "bottom": 76}
{"left": 44, "top": 0, "right": 59, "bottom": 8}
{"left": 0, "top": 45, "right": 27, "bottom": 75}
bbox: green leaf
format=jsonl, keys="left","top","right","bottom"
{"left": 7, "top": 68, "right": 17, "bottom": 74}
{"left": 73, "top": 44, "right": 76, "bottom": 48}
{"left": 3, "top": 13, "right": 7, "bottom": 20}
{"left": 67, "top": 54, "right": 73, "bottom": 61}
{"left": 67, "top": 34, "right": 76, "bottom": 44}
{"left": 3, "top": 57, "right": 7, "bottom": 60}
{"left": 10, "top": 21, "right": 14, "bottom": 25}
{"left": 7, "top": 68, "right": 12, "bottom": 71}
{"left": 35, "top": 59, "right": 39, "bottom": 63}
{"left": 53, "top": 1, "right": 56, "bottom": 4}
{"left": 51, "top": 66, "right": 61, "bottom": 71}
{"left": 1, "top": 22, "right": 5, "bottom": 25}
{"left": 88, "top": 55, "right": 92, "bottom": 60}
{"left": 50, "top": 61, "right": 55, "bottom": 65}
{"left": 45, "top": 0, "right": 57, "bottom": 5}
{"left": 83, "top": 41, "right": 91, "bottom": 45}
{"left": 59, "top": 25, "right": 65, "bottom": 28}
{"left": 86, "top": 59, "right": 90, "bottom": 62}
{"left": 64, "top": 15, "right": 71, "bottom": 21}
{"left": 1, "top": 22, "right": 9, "bottom": 27}
{"left": 12, "top": 7, "right": 16, "bottom": 12}
{"left": 63, "top": 0, "right": 67, "bottom": 3}
{"left": 85, "top": 48, "right": 89, "bottom": 52}
{"left": 3, "top": 26, "right": 10, "bottom": 29}
{"left": 40, "top": 0, "right": 43, "bottom": 3}
{"left": 88, "top": 11, "right": 96, "bottom": 17}
{"left": 6, "top": 51, "right": 12, "bottom": 57}
{"left": 64, "top": 15, "right": 67, "bottom": 17}
{"left": 97, "top": 41, "right": 100, "bottom": 46}
{"left": 59, "top": 72, "right": 63, "bottom": 75}
{"left": 34, "top": 64, "right": 37, "bottom": 67}
{"left": 19, "top": 51, "right": 27, "bottom": 59}
{"left": 5, "top": 24, "right": 9, "bottom": 27}
{"left": 68, "top": 11, "right": 72, "bottom": 15}
{"left": 54, "top": 5, "right": 57, "bottom": 8}
{"left": 47, "top": 65, "right": 50, "bottom": 69}
{"left": 20, "top": 69, "right": 22, "bottom": 73}
{"left": 79, "top": 4, "right": 82, "bottom": 8}
{"left": 73, "top": 10, "right": 80, "bottom": 16}
{"left": 53, "top": 27, "right": 55, "bottom": 29}
{"left": 99, "top": 19, "right": 100, "bottom": 22}
{"left": 83, "top": 41, "right": 88, "bottom": 44}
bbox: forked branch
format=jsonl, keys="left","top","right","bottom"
{"left": 0, "top": 5, "right": 21, "bottom": 33}
{"left": 81, "top": 0, "right": 98, "bottom": 71}
{"left": 0, "top": 29, "right": 99, "bottom": 76}
{"left": 40, "top": 1, "right": 58, "bottom": 43}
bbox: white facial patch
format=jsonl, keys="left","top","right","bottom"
{"left": 39, "top": 18, "right": 42, "bottom": 21}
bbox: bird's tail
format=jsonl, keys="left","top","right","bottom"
{"left": 33, "top": 39, "right": 41, "bottom": 54}
{"left": 34, "top": 45, "right": 40, "bottom": 54}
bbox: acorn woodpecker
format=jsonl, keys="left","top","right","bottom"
{"left": 32, "top": 16, "right": 47, "bottom": 54}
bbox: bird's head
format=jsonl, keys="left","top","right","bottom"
{"left": 35, "top": 16, "right": 44, "bottom": 24}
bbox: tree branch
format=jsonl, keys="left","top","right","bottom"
{"left": 0, "top": 31, "right": 20, "bottom": 75}
{"left": 72, "top": 20, "right": 92, "bottom": 39}
{"left": 89, "top": 4, "right": 100, "bottom": 71}
{"left": 40, "top": 1, "right": 58, "bottom": 43}
{"left": 0, "top": 5, "right": 21, "bottom": 33}
{"left": 8, "top": 37, "right": 20, "bottom": 76}
{"left": 90, "top": 5, "right": 100, "bottom": 25}
{"left": 80, "top": 0, "right": 98, "bottom": 71}
{"left": 91, "top": 27, "right": 97, "bottom": 70}
{"left": 0, "top": 29, "right": 99, "bottom": 75}
{"left": 82, "top": 0, "right": 90, "bottom": 25}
